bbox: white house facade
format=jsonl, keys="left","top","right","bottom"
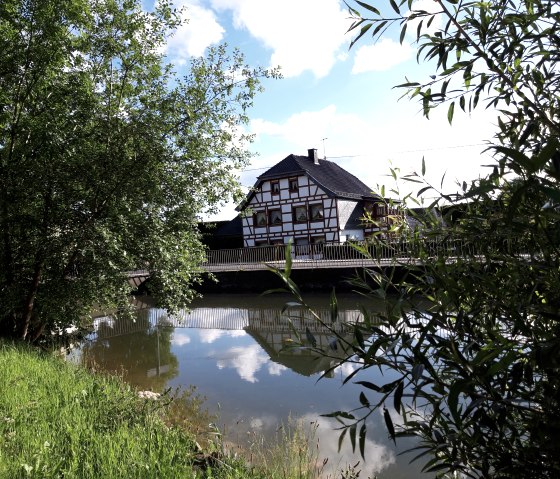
{"left": 237, "top": 149, "right": 397, "bottom": 248}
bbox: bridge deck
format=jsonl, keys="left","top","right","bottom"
{"left": 204, "top": 256, "right": 423, "bottom": 272}
{"left": 127, "top": 239, "right": 473, "bottom": 276}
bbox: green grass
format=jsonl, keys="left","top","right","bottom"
{"left": 0, "top": 340, "right": 351, "bottom": 479}
{"left": 0, "top": 341, "right": 263, "bottom": 479}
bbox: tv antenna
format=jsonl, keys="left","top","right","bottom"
{"left": 322, "top": 138, "right": 328, "bottom": 159}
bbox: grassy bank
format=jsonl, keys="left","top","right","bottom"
{"left": 0, "top": 341, "right": 263, "bottom": 478}
{"left": 0, "top": 341, "right": 331, "bottom": 479}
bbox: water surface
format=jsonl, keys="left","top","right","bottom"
{"left": 74, "top": 293, "right": 428, "bottom": 478}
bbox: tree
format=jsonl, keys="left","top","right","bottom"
{"left": 272, "top": 1, "right": 560, "bottom": 477}
{"left": 0, "top": 0, "right": 278, "bottom": 341}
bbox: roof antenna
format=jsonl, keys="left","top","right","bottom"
{"left": 322, "top": 138, "right": 328, "bottom": 160}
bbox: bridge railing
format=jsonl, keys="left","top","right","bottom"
{"left": 203, "top": 237, "right": 474, "bottom": 271}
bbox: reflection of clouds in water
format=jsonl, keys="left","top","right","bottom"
{"left": 300, "top": 414, "right": 396, "bottom": 477}
{"left": 215, "top": 345, "right": 268, "bottom": 383}
{"left": 171, "top": 332, "right": 191, "bottom": 346}
{"left": 250, "top": 417, "right": 264, "bottom": 429}
{"left": 333, "top": 361, "right": 358, "bottom": 379}
{"left": 229, "top": 330, "right": 247, "bottom": 338}
{"left": 198, "top": 329, "right": 247, "bottom": 344}
{"left": 267, "top": 362, "right": 287, "bottom": 376}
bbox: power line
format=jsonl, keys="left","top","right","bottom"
{"left": 326, "top": 143, "right": 488, "bottom": 159}
{"left": 241, "top": 142, "right": 489, "bottom": 172}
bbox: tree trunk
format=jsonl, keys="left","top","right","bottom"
{"left": 20, "top": 261, "right": 43, "bottom": 340}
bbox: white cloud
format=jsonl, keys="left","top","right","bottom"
{"left": 199, "top": 328, "right": 247, "bottom": 343}
{"left": 210, "top": 0, "right": 349, "bottom": 78}
{"left": 352, "top": 38, "right": 413, "bottom": 73}
{"left": 250, "top": 105, "right": 368, "bottom": 152}
{"left": 171, "top": 332, "right": 192, "bottom": 346}
{"left": 267, "top": 362, "right": 287, "bottom": 376}
{"left": 333, "top": 361, "right": 359, "bottom": 379}
{"left": 246, "top": 103, "right": 498, "bottom": 206}
{"left": 300, "top": 414, "right": 396, "bottom": 477}
{"left": 166, "top": 1, "right": 225, "bottom": 62}
{"left": 215, "top": 344, "right": 269, "bottom": 382}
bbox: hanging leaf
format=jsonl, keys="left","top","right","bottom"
{"left": 355, "top": 380, "right": 383, "bottom": 392}
{"left": 284, "top": 241, "right": 292, "bottom": 276}
{"left": 447, "top": 101, "right": 455, "bottom": 124}
{"left": 349, "top": 23, "right": 373, "bottom": 50}
{"left": 412, "top": 363, "right": 424, "bottom": 382}
{"left": 394, "top": 380, "right": 404, "bottom": 413}
{"left": 355, "top": 0, "right": 380, "bottom": 14}
{"left": 329, "top": 287, "right": 338, "bottom": 323}
{"left": 322, "top": 411, "right": 356, "bottom": 420}
{"left": 399, "top": 23, "right": 408, "bottom": 44}
{"left": 383, "top": 407, "right": 396, "bottom": 445}
{"left": 359, "top": 424, "right": 367, "bottom": 459}
{"left": 359, "top": 391, "right": 370, "bottom": 407}
{"left": 321, "top": 411, "right": 355, "bottom": 420}
{"left": 349, "top": 424, "right": 357, "bottom": 452}
{"left": 338, "top": 428, "right": 348, "bottom": 453}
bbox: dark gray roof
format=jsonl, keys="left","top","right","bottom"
{"left": 238, "top": 154, "right": 379, "bottom": 210}
{"left": 213, "top": 216, "right": 242, "bottom": 236}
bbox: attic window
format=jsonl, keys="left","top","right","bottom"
{"left": 289, "top": 178, "right": 298, "bottom": 192}
{"left": 271, "top": 181, "right": 280, "bottom": 195}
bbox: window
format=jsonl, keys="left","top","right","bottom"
{"left": 254, "top": 211, "right": 267, "bottom": 227}
{"left": 255, "top": 240, "right": 268, "bottom": 247}
{"left": 269, "top": 209, "right": 282, "bottom": 225}
{"left": 289, "top": 178, "right": 298, "bottom": 192}
{"left": 311, "top": 235, "right": 326, "bottom": 244}
{"left": 271, "top": 181, "right": 280, "bottom": 195}
{"left": 375, "top": 204, "right": 387, "bottom": 216}
{"left": 309, "top": 203, "right": 324, "bottom": 221}
{"left": 293, "top": 205, "right": 308, "bottom": 223}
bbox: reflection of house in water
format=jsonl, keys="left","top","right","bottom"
{"left": 88, "top": 299, "right": 365, "bottom": 379}
{"left": 245, "top": 306, "right": 359, "bottom": 378}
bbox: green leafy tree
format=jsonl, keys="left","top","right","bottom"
{"left": 0, "top": 0, "right": 278, "bottom": 341}
{"left": 272, "top": 1, "right": 560, "bottom": 478}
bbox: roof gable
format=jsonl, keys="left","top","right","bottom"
{"left": 238, "top": 154, "right": 379, "bottom": 210}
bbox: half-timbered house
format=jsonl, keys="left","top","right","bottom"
{"left": 236, "top": 148, "right": 399, "bottom": 248}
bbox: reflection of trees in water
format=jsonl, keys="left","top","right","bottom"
{"left": 82, "top": 310, "right": 178, "bottom": 391}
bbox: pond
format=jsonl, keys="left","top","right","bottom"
{"left": 71, "top": 293, "right": 429, "bottom": 479}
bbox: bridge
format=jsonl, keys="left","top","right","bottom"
{"left": 126, "top": 237, "right": 474, "bottom": 285}
{"left": 201, "top": 237, "right": 472, "bottom": 273}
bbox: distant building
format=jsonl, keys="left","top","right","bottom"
{"left": 199, "top": 217, "right": 243, "bottom": 250}
{"left": 236, "top": 148, "right": 400, "bottom": 248}
{"left": 405, "top": 207, "right": 446, "bottom": 234}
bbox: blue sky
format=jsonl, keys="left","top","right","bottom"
{"left": 148, "top": 0, "right": 499, "bottom": 220}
